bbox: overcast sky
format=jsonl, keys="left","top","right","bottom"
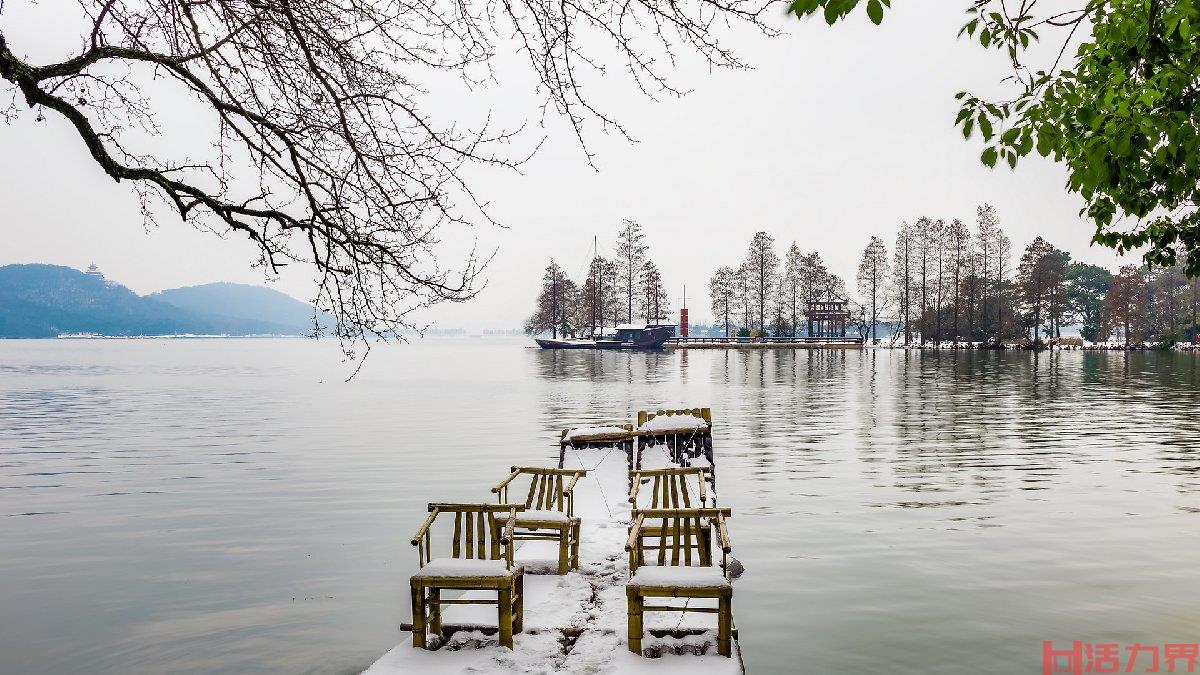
{"left": 0, "top": 3, "right": 1134, "bottom": 329}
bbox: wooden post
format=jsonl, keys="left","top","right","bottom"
{"left": 513, "top": 569, "right": 525, "bottom": 633}
{"left": 558, "top": 523, "right": 571, "bottom": 575}
{"left": 410, "top": 581, "right": 426, "bottom": 649}
{"left": 498, "top": 577, "right": 514, "bottom": 649}
{"left": 427, "top": 588, "right": 441, "bottom": 639}
{"left": 717, "top": 590, "right": 733, "bottom": 657}
{"left": 627, "top": 588, "right": 644, "bottom": 655}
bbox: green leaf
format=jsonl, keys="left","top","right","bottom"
{"left": 978, "top": 113, "right": 993, "bottom": 140}
{"left": 1001, "top": 127, "right": 1020, "bottom": 144}
{"left": 981, "top": 147, "right": 998, "bottom": 167}
{"left": 866, "top": 0, "right": 883, "bottom": 25}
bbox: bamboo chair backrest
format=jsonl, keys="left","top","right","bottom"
{"left": 492, "top": 466, "right": 587, "bottom": 515}
{"left": 410, "top": 503, "right": 523, "bottom": 568}
{"left": 637, "top": 408, "right": 713, "bottom": 428}
{"left": 629, "top": 468, "right": 709, "bottom": 509}
{"left": 626, "top": 507, "right": 732, "bottom": 573}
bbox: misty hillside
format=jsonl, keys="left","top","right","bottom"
{"left": 0, "top": 265, "right": 308, "bottom": 338}
{"left": 151, "top": 282, "right": 334, "bottom": 336}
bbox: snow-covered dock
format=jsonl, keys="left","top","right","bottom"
{"left": 364, "top": 421, "right": 743, "bottom": 674}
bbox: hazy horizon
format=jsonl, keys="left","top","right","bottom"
{"left": 1, "top": 4, "right": 1138, "bottom": 329}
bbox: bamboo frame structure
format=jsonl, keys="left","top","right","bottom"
{"left": 407, "top": 503, "right": 526, "bottom": 650}
{"left": 624, "top": 507, "right": 734, "bottom": 658}
{"left": 558, "top": 424, "right": 636, "bottom": 472}
{"left": 635, "top": 408, "right": 715, "bottom": 469}
{"left": 628, "top": 467, "right": 713, "bottom": 509}
{"left": 491, "top": 467, "right": 587, "bottom": 575}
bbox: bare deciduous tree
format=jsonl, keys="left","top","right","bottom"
{"left": 709, "top": 265, "right": 736, "bottom": 338}
{"left": 856, "top": 236, "right": 889, "bottom": 343}
{"left": 0, "top": 0, "right": 771, "bottom": 354}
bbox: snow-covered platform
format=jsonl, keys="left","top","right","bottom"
{"left": 364, "top": 439, "right": 743, "bottom": 674}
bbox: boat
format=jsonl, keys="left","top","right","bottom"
{"left": 535, "top": 324, "right": 671, "bottom": 350}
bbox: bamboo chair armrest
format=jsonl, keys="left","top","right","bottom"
{"left": 564, "top": 471, "right": 585, "bottom": 494}
{"left": 715, "top": 514, "right": 732, "bottom": 554}
{"left": 491, "top": 469, "right": 522, "bottom": 494}
{"left": 624, "top": 514, "right": 645, "bottom": 552}
{"left": 501, "top": 508, "right": 517, "bottom": 545}
{"left": 410, "top": 507, "right": 439, "bottom": 546}
{"left": 627, "top": 479, "right": 642, "bottom": 505}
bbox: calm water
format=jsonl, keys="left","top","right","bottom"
{"left": 2, "top": 339, "right": 1200, "bottom": 674}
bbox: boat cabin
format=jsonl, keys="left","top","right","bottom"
{"left": 614, "top": 324, "right": 649, "bottom": 342}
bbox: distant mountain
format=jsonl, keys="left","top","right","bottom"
{"left": 0, "top": 265, "right": 314, "bottom": 338}
{"left": 150, "top": 282, "right": 334, "bottom": 336}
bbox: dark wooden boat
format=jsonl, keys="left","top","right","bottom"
{"left": 535, "top": 325, "right": 671, "bottom": 350}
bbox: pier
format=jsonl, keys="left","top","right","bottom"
{"left": 367, "top": 408, "right": 742, "bottom": 674}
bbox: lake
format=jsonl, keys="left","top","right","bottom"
{"left": 2, "top": 339, "right": 1199, "bottom": 674}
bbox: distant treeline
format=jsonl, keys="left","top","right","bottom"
{"left": 715, "top": 204, "right": 1199, "bottom": 345}
{"left": 526, "top": 206, "right": 1200, "bottom": 345}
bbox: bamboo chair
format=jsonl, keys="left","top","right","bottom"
{"left": 636, "top": 408, "right": 714, "bottom": 468}
{"left": 408, "top": 503, "right": 525, "bottom": 650}
{"left": 491, "top": 466, "right": 586, "bottom": 575}
{"left": 558, "top": 424, "right": 635, "bottom": 471}
{"left": 625, "top": 507, "right": 734, "bottom": 658}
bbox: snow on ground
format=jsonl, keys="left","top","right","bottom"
{"left": 363, "top": 443, "right": 743, "bottom": 674}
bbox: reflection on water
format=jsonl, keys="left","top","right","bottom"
{"left": 1, "top": 340, "right": 1199, "bottom": 674}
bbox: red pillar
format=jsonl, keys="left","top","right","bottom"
{"left": 680, "top": 308, "right": 689, "bottom": 337}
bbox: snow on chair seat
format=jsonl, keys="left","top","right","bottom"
{"left": 492, "top": 466, "right": 586, "bottom": 575}
{"left": 515, "top": 509, "right": 571, "bottom": 524}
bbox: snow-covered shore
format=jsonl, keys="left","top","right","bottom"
{"left": 364, "top": 442, "right": 742, "bottom": 674}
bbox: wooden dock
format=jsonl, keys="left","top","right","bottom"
{"left": 666, "top": 336, "right": 863, "bottom": 349}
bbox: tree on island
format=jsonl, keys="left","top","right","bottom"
{"left": 1064, "top": 262, "right": 1113, "bottom": 342}
{"left": 709, "top": 266, "right": 737, "bottom": 338}
{"left": 1016, "top": 237, "right": 1066, "bottom": 344}
{"left": 582, "top": 255, "right": 620, "bottom": 337}
{"left": 893, "top": 222, "right": 915, "bottom": 344}
{"left": 743, "top": 232, "right": 780, "bottom": 334}
{"left": 525, "top": 261, "right": 579, "bottom": 338}
{"left": 615, "top": 221, "right": 649, "bottom": 324}
{"left": 779, "top": 243, "right": 806, "bottom": 337}
{"left": 1101, "top": 265, "right": 1149, "bottom": 345}
{"left": 856, "top": 236, "right": 891, "bottom": 343}
{"left": 638, "top": 261, "right": 671, "bottom": 323}
{"left": 789, "top": 1, "right": 1200, "bottom": 278}
{"left": 0, "top": 0, "right": 771, "bottom": 354}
